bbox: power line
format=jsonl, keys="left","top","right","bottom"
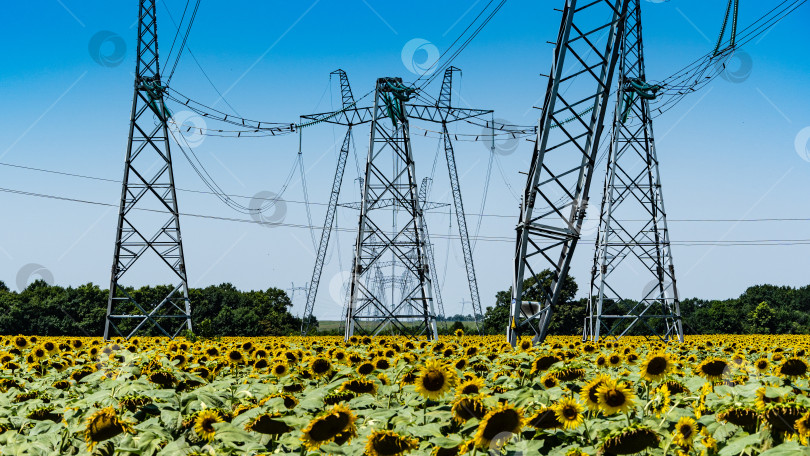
{"left": 3, "top": 185, "right": 810, "bottom": 247}
{"left": 3, "top": 160, "right": 810, "bottom": 224}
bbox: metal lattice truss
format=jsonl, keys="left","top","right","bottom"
{"left": 346, "top": 77, "right": 437, "bottom": 339}
{"left": 586, "top": 0, "right": 683, "bottom": 341}
{"left": 300, "top": 69, "right": 491, "bottom": 337}
{"left": 105, "top": 0, "right": 191, "bottom": 339}
{"left": 508, "top": 0, "right": 628, "bottom": 346}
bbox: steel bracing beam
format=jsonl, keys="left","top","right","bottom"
{"left": 586, "top": 0, "right": 683, "bottom": 342}
{"left": 105, "top": 0, "right": 191, "bottom": 340}
{"left": 300, "top": 128, "right": 353, "bottom": 335}
{"left": 419, "top": 177, "right": 447, "bottom": 326}
{"left": 439, "top": 67, "right": 484, "bottom": 332}
{"left": 508, "top": 0, "right": 629, "bottom": 346}
{"left": 345, "top": 77, "right": 438, "bottom": 340}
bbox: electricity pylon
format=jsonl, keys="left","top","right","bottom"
{"left": 299, "top": 70, "right": 491, "bottom": 338}
{"left": 346, "top": 77, "right": 437, "bottom": 339}
{"left": 586, "top": 0, "right": 683, "bottom": 341}
{"left": 508, "top": 0, "right": 629, "bottom": 346}
{"left": 105, "top": 0, "right": 192, "bottom": 339}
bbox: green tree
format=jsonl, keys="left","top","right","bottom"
{"left": 747, "top": 301, "right": 776, "bottom": 334}
{"left": 481, "top": 270, "right": 579, "bottom": 335}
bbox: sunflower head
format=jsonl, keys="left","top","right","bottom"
{"left": 754, "top": 357, "right": 770, "bottom": 374}
{"left": 696, "top": 358, "right": 728, "bottom": 381}
{"left": 580, "top": 373, "right": 611, "bottom": 410}
{"left": 193, "top": 409, "right": 223, "bottom": 442}
{"left": 300, "top": 404, "right": 357, "bottom": 450}
{"left": 717, "top": 406, "right": 759, "bottom": 433}
{"left": 672, "top": 417, "right": 697, "bottom": 448}
{"left": 451, "top": 396, "right": 488, "bottom": 423}
{"left": 596, "top": 379, "right": 636, "bottom": 415}
{"left": 455, "top": 377, "right": 485, "bottom": 397}
{"left": 778, "top": 358, "right": 808, "bottom": 378}
{"left": 415, "top": 359, "right": 455, "bottom": 401}
{"left": 341, "top": 378, "right": 378, "bottom": 395}
{"left": 84, "top": 407, "right": 132, "bottom": 450}
{"left": 763, "top": 403, "right": 807, "bottom": 434}
{"left": 365, "top": 430, "right": 419, "bottom": 456}
{"left": 473, "top": 402, "right": 523, "bottom": 449}
{"left": 640, "top": 353, "right": 673, "bottom": 382}
{"left": 601, "top": 424, "right": 659, "bottom": 455}
{"left": 553, "top": 397, "right": 584, "bottom": 430}
{"left": 310, "top": 356, "right": 333, "bottom": 378}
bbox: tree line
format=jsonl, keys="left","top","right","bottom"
{"left": 2, "top": 271, "right": 809, "bottom": 337}
{"left": 0, "top": 281, "right": 306, "bottom": 337}
{"left": 480, "top": 270, "right": 810, "bottom": 335}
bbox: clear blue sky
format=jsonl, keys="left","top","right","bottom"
{"left": 1, "top": 1, "right": 809, "bottom": 320}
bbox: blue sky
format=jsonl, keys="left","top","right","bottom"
{"left": 1, "top": 1, "right": 809, "bottom": 320}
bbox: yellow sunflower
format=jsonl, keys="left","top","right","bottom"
{"left": 84, "top": 407, "right": 133, "bottom": 450}
{"left": 300, "top": 404, "right": 357, "bottom": 450}
{"left": 309, "top": 356, "right": 333, "bottom": 378}
{"left": 364, "top": 430, "right": 419, "bottom": 456}
{"left": 596, "top": 379, "right": 636, "bottom": 415}
{"left": 451, "top": 396, "right": 488, "bottom": 423}
{"left": 414, "top": 359, "right": 455, "bottom": 401}
{"left": 553, "top": 397, "right": 584, "bottom": 430}
{"left": 193, "top": 409, "right": 223, "bottom": 442}
{"left": 696, "top": 358, "right": 727, "bottom": 381}
{"left": 473, "top": 402, "right": 523, "bottom": 449}
{"left": 639, "top": 352, "right": 673, "bottom": 382}
{"left": 672, "top": 417, "right": 697, "bottom": 448}
{"left": 580, "top": 373, "right": 611, "bottom": 411}
{"left": 753, "top": 357, "right": 770, "bottom": 374}
{"left": 777, "top": 358, "right": 808, "bottom": 378}
{"left": 455, "top": 377, "right": 485, "bottom": 397}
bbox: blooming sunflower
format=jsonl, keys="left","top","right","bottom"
{"left": 451, "top": 396, "right": 488, "bottom": 423}
{"left": 717, "top": 406, "right": 759, "bottom": 433}
{"left": 639, "top": 353, "right": 673, "bottom": 382}
{"left": 473, "top": 402, "right": 523, "bottom": 449}
{"left": 226, "top": 349, "right": 244, "bottom": 365}
{"left": 596, "top": 379, "right": 636, "bottom": 415}
{"left": 309, "top": 356, "right": 332, "bottom": 378}
{"left": 580, "top": 373, "right": 611, "bottom": 410}
{"left": 777, "top": 357, "right": 808, "bottom": 378}
{"left": 672, "top": 417, "right": 697, "bottom": 448}
{"left": 601, "top": 424, "right": 659, "bottom": 454}
{"left": 455, "top": 377, "right": 485, "bottom": 397}
{"left": 300, "top": 404, "right": 357, "bottom": 451}
{"left": 193, "top": 409, "right": 223, "bottom": 442}
{"left": 415, "top": 359, "right": 455, "bottom": 400}
{"left": 648, "top": 385, "right": 671, "bottom": 418}
{"left": 364, "top": 430, "right": 419, "bottom": 456}
{"left": 753, "top": 357, "right": 770, "bottom": 374}
{"left": 696, "top": 358, "right": 728, "bottom": 381}
{"left": 553, "top": 397, "right": 584, "bottom": 430}
{"left": 84, "top": 407, "right": 133, "bottom": 450}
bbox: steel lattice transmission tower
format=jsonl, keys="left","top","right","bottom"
{"left": 585, "top": 0, "right": 683, "bottom": 341}
{"left": 346, "top": 77, "right": 437, "bottom": 339}
{"left": 299, "top": 70, "right": 491, "bottom": 338}
{"left": 508, "top": 0, "right": 629, "bottom": 346}
{"left": 105, "top": 0, "right": 192, "bottom": 339}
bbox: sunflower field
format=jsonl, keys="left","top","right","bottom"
{"left": 1, "top": 334, "right": 810, "bottom": 455}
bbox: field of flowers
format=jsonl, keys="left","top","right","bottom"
{"left": 1, "top": 333, "right": 810, "bottom": 455}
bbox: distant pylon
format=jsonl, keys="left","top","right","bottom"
{"left": 104, "top": 0, "right": 191, "bottom": 340}
{"left": 346, "top": 77, "right": 438, "bottom": 340}
{"left": 586, "top": 0, "right": 683, "bottom": 341}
